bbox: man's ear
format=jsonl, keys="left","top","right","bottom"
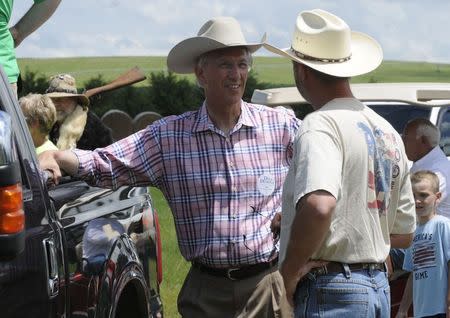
{"left": 195, "top": 65, "right": 206, "bottom": 87}
{"left": 293, "top": 62, "right": 307, "bottom": 81}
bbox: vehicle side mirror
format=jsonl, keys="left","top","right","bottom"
{"left": 0, "top": 111, "right": 25, "bottom": 259}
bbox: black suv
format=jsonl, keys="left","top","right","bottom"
{"left": 0, "top": 66, "right": 163, "bottom": 318}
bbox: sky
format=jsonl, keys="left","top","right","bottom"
{"left": 10, "top": 0, "right": 450, "bottom": 63}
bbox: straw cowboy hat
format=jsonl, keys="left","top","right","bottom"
{"left": 167, "top": 16, "right": 266, "bottom": 74}
{"left": 45, "top": 74, "right": 89, "bottom": 107}
{"left": 264, "top": 9, "right": 383, "bottom": 77}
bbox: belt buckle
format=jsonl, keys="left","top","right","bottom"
{"left": 226, "top": 268, "right": 240, "bottom": 280}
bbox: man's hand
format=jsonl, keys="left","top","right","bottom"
{"left": 38, "top": 150, "right": 63, "bottom": 185}
{"left": 38, "top": 149, "right": 80, "bottom": 185}
{"left": 270, "top": 212, "right": 281, "bottom": 240}
{"left": 280, "top": 260, "right": 328, "bottom": 307}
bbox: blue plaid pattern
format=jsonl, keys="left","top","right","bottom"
{"left": 75, "top": 101, "right": 300, "bottom": 267}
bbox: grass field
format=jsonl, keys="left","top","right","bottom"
{"left": 19, "top": 56, "right": 450, "bottom": 317}
{"left": 18, "top": 56, "right": 450, "bottom": 88}
{"left": 149, "top": 187, "right": 189, "bottom": 318}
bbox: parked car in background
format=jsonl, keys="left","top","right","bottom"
{"left": 0, "top": 66, "right": 163, "bottom": 318}
{"left": 252, "top": 82, "right": 450, "bottom": 316}
{"left": 252, "top": 82, "right": 450, "bottom": 160}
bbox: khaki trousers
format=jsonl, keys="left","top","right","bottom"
{"left": 178, "top": 265, "right": 293, "bottom": 318}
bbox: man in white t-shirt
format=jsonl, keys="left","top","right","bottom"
{"left": 403, "top": 118, "right": 450, "bottom": 218}
{"left": 264, "top": 9, "right": 416, "bottom": 316}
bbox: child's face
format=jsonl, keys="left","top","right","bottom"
{"left": 412, "top": 178, "right": 441, "bottom": 222}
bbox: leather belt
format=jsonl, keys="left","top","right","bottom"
{"left": 310, "top": 261, "right": 386, "bottom": 276}
{"left": 192, "top": 258, "right": 278, "bottom": 281}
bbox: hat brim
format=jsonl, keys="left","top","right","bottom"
{"left": 167, "top": 34, "right": 266, "bottom": 74}
{"left": 46, "top": 92, "right": 90, "bottom": 106}
{"left": 264, "top": 31, "right": 383, "bottom": 77}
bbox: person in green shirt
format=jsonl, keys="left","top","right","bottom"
{"left": 0, "top": 0, "right": 61, "bottom": 95}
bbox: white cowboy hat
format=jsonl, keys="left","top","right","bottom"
{"left": 45, "top": 74, "right": 89, "bottom": 107}
{"left": 264, "top": 9, "right": 383, "bottom": 77}
{"left": 167, "top": 16, "right": 266, "bottom": 74}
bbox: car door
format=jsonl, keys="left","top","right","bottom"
{"left": 0, "top": 67, "right": 67, "bottom": 317}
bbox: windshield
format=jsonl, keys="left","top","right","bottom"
{"left": 367, "top": 104, "right": 431, "bottom": 134}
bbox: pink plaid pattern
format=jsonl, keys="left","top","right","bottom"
{"left": 75, "top": 102, "right": 299, "bottom": 267}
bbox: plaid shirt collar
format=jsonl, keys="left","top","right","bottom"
{"left": 192, "top": 100, "right": 258, "bottom": 134}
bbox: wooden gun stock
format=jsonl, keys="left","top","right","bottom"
{"left": 84, "top": 66, "right": 147, "bottom": 98}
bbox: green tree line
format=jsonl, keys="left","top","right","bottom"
{"left": 19, "top": 68, "right": 273, "bottom": 118}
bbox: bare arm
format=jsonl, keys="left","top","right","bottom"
{"left": 38, "top": 149, "right": 79, "bottom": 184}
{"left": 395, "top": 273, "right": 413, "bottom": 318}
{"left": 9, "top": 0, "right": 61, "bottom": 47}
{"left": 391, "top": 233, "right": 414, "bottom": 249}
{"left": 280, "top": 190, "right": 336, "bottom": 306}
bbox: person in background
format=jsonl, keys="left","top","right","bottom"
{"left": 403, "top": 118, "right": 450, "bottom": 218}
{"left": 389, "top": 118, "right": 450, "bottom": 278}
{"left": 264, "top": 9, "right": 416, "bottom": 316}
{"left": 396, "top": 170, "right": 450, "bottom": 318}
{"left": 39, "top": 16, "right": 299, "bottom": 317}
{"left": 45, "top": 74, "right": 113, "bottom": 150}
{"left": 0, "top": 0, "right": 61, "bottom": 96}
{"left": 19, "top": 92, "right": 58, "bottom": 154}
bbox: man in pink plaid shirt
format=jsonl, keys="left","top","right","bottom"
{"left": 40, "top": 16, "right": 299, "bottom": 317}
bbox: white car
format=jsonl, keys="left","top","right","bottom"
{"left": 252, "top": 82, "right": 450, "bottom": 315}
{"left": 251, "top": 82, "right": 450, "bottom": 159}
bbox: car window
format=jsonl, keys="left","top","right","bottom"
{"left": 367, "top": 104, "right": 431, "bottom": 134}
{"left": 438, "top": 106, "right": 450, "bottom": 156}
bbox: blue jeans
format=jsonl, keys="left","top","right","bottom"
{"left": 294, "top": 268, "right": 390, "bottom": 318}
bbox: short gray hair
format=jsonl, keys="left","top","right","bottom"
{"left": 406, "top": 118, "right": 440, "bottom": 147}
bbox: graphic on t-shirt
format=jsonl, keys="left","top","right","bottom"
{"left": 413, "top": 241, "right": 436, "bottom": 271}
{"left": 357, "top": 123, "right": 397, "bottom": 215}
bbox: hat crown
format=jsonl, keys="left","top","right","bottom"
{"left": 46, "top": 74, "right": 78, "bottom": 94}
{"left": 167, "top": 16, "right": 264, "bottom": 74}
{"left": 197, "top": 17, "right": 247, "bottom": 45}
{"left": 292, "top": 9, "right": 351, "bottom": 60}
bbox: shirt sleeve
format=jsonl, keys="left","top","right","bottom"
{"left": 440, "top": 219, "right": 450, "bottom": 262}
{"left": 74, "top": 124, "right": 163, "bottom": 190}
{"left": 293, "top": 128, "right": 342, "bottom": 206}
{"left": 286, "top": 117, "right": 301, "bottom": 162}
{"left": 391, "top": 170, "right": 417, "bottom": 235}
{"left": 402, "top": 246, "right": 413, "bottom": 272}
